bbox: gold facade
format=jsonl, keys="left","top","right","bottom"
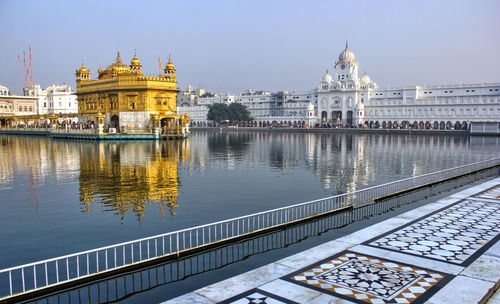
{"left": 75, "top": 52, "right": 180, "bottom": 132}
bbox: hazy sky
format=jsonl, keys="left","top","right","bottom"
{"left": 1, "top": 0, "right": 499, "bottom": 95}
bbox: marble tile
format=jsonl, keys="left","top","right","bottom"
{"left": 218, "top": 288, "right": 300, "bottom": 304}
{"left": 161, "top": 292, "right": 215, "bottom": 304}
{"left": 461, "top": 255, "right": 500, "bottom": 283}
{"left": 426, "top": 275, "right": 496, "bottom": 304}
{"left": 283, "top": 251, "right": 453, "bottom": 304}
{"left": 196, "top": 263, "right": 294, "bottom": 303}
{"left": 259, "top": 279, "right": 324, "bottom": 303}
{"left": 395, "top": 203, "right": 451, "bottom": 221}
{"left": 484, "top": 239, "right": 500, "bottom": 259}
{"left": 364, "top": 199, "right": 500, "bottom": 266}
{"left": 433, "top": 197, "right": 462, "bottom": 206}
{"left": 307, "top": 293, "right": 357, "bottom": 304}
{"left": 485, "top": 287, "right": 500, "bottom": 304}
{"left": 475, "top": 185, "right": 500, "bottom": 201}
{"left": 276, "top": 240, "right": 353, "bottom": 270}
{"left": 336, "top": 217, "right": 411, "bottom": 245}
{"left": 350, "top": 245, "right": 464, "bottom": 275}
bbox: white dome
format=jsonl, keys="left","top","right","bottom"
{"left": 338, "top": 42, "right": 356, "bottom": 63}
{"left": 307, "top": 103, "right": 315, "bottom": 111}
{"left": 360, "top": 73, "right": 371, "bottom": 84}
{"left": 322, "top": 71, "right": 332, "bottom": 83}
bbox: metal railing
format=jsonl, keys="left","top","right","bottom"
{"left": 1, "top": 157, "right": 499, "bottom": 300}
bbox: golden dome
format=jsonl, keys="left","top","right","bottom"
{"left": 98, "top": 51, "right": 132, "bottom": 79}
{"left": 165, "top": 54, "right": 175, "bottom": 71}
{"left": 130, "top": 50, "right": 142, "bottom": 70}
{"left": 77, "top": 60, "right": 89, "bottom": 73}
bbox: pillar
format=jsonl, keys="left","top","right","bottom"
{"left": 96, "top": 112, "right": 104, "bottom": 134}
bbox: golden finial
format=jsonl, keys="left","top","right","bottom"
{"left": 117, "top": 51, "right": 121, "bottom": 62}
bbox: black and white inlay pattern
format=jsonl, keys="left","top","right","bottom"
{"left": 218, "top": 289, "right": 299, "bottom": 304}
{"left": 365, "top": 200, "right": 500, "bottom": 265}
{"left": 316, "top": 258, "right": 421, "bottom": 299}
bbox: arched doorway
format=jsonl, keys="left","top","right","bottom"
{"left": 425, "top": 121, "right": 431, "bottom": 129}
{"left": 110, "top": 115, "right": 119, "bottom": 129}
{"left": 321, "top": 111, "right": 327, "bottom": 122}
{"left": 382, "top": 121, "right": 387, "bottom": 129}
{"left": 433, "top": 121, "right": 439, "bottom": 129}
{"left": 462, "top": 121, "right": 468, "bottom": 130}
{"left": 388, "top": 121, "right": 393, "bottom": 129}
{"left": 454, "top": 121, "right": 461, "bottom": 130}
{"left": 446, "top": 121, "right": 452, "bottom": 130}
{"left": 332, "top": 111, "right": 342, "bottom": 123}
{"left": 413, "top": 121, "right": 418, "bottom": 129}
{"left": 440, "top": 121, "right": 445, "bottom": 130}
{"left": 160, "top": 118, "right": 169, "bottom": 127}
{"left": 346, "top": 111, "right": 353, "bottom": 127}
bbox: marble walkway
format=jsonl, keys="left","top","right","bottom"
{"left": 163, "top": 177, "right": 500, "bottom": 304}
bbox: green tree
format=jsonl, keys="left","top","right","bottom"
{"left": 207, "top": 103, "right": 230, "bottom": 123}
{"left": 207, "top": 102, "right": 253, "bottom": 123}
{"left": 228, "top": 102, "right": 252, "bottom": 122}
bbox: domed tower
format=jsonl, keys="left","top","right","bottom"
{"left": 164, "top": 55, "right": 176, "bottom": 80}
{"left": 75, "top": 60, "right": 91, "bottom": 84}
{"left": 360, "top": 72, "right": 377, "bottom": 89}
{"left": 130, "top": 50, "right": 142, "bottom": 73}
{"left": 334, "top": 41, "right": 359, "bottom": 85}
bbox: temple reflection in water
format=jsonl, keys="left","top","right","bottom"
{"left": 78, "top": 140, "right": 189, "bottom": 222}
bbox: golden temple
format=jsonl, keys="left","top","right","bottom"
{"left": 75, "top": 51, "right": 188, "bottom": 135}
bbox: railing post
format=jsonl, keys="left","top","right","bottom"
{"left": 9, "top": 271, "right": 12, "bottom": 295}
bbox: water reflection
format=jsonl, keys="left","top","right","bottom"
{"left": 78, "top": 140, "right": 190, "bottom": 222}
{"left": 186, "top": 132, "right": 498, "bottom": 194}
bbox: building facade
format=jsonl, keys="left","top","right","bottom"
{"left": 75, "top": 52, "right": 181, "bottom": 133}
{"left": 36, "top": 84, "right": 77, "bottom": 115}
{"left": 316, "top": 42, "right": 500, "bottom": 129}
{"left": 0, "top": 84, "right": 39, "bottom": 126}
{"left": 178, "top": 43, "right": 499, "bottom": 129}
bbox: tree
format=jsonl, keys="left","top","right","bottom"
{"left": 228, "top": 102, "right": 252, "bottom": 122}
{"left": 207, "top": 103, "right": 230, "bottom": 123}
{"left": 207, "top": 102, "right": 253, "bottom": 123}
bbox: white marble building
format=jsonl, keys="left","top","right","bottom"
{"left": 34, "top": 84, "right": 78, "bottom": 115}
{"left": 178, "top": 43, "right": 499, "bottom": 129}
{"left": 316, "top": 42, "right": 500, "bottom": 129}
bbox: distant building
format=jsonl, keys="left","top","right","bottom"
{"left": 35, "top": 84, "right": 77, "bottom": 115}
{"left": 179, "top": 42, "right": 500, "bottom": 129}
{"left": 0, "top": 83, "right": 39, "bottom": 126}
{"left": 75, "top": 51, "right": 181, "bottom": 132}
{"left": 316, "top": 42, "right": 500, "bottom": 129}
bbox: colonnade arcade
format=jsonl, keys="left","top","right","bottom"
{"left": 0, "top": 113, "right": 79, "bottom": 127}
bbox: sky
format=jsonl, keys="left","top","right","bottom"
{"left": 0, "top": 0, "right": 499, "bottom": 95}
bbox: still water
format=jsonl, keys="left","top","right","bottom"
{"left": 0, "top": 131, "right": 498, "bottom": 273}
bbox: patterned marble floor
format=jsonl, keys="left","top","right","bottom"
{"left": 219, "top": 289, "right": 299, "bottom": 304}
{"left": 283, "top": 251, "right": 452, "bottom": 304}
{"left": 363, "top": 199, "right": 500, "bottom": 266}
{"left": 474, "top": 185, "right": 500, "bottom": 200}
{"left": 164, "top": 179, "right": 500, "bottom": 304}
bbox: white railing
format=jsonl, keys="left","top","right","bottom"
{"left": 50, "top": 129, "right": 97, "bottom": 134}
{"left": 0, "top": 157, "right": 498, "bottom": 300}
